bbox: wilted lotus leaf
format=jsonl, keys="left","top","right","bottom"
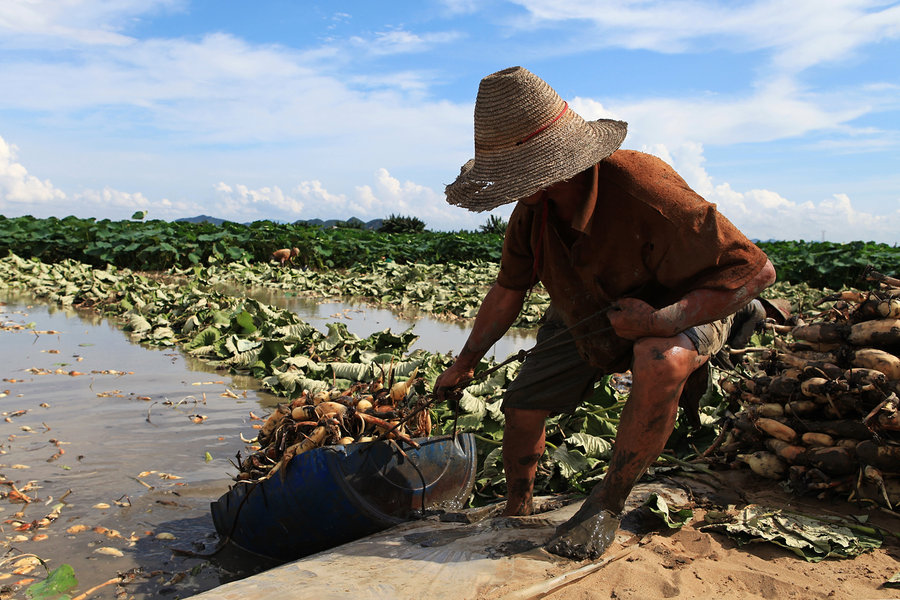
{"left": 93, "top": 526, "right": 122, "bottom": 539}
{"left": 66, "top": 524, "right": 90, "bottom": 534}
{"left": 643, "top": 493, "right": 694, "bottom": 529}
{"left": 703, "top": 504, "right": 882, "bottom": 561}
{"left": 11, "top": 556, "right": 41, "bottom": 574}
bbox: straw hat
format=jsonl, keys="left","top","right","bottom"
{"left": 445, "top": 66, "right": 627, "bottom": 212}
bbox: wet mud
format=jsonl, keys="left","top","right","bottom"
{"left": 545, "top": 507, "right": 621, "bottom": 560}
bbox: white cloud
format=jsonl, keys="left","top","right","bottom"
{"left": 73, "top": 187, "right": 151, "bottom": 210}
{"left": 213, "top": 182, "right": 305, "bottom": 221}
{"left": 0, "top": 136, "right": 66, "bottom": 205}
{"left": 69, "top": 187, "right": 197, "bottom": 218}
{"left": 643, "top": 141, "right": 900, "bottom": 244}
{"left": 350, "top": 29, "right": 462, "bottom": 56}
{"left": 211, "top": 168, "right": 501, "bottom": 230}
{"left": 0, "top": 31, "right": 474, "bottom": 171}
{"left": 573, "top": 78, "right": 868, "bottom": 148}
{"left": 293, "top": 180, "right": 346, "bottom": 208}
{"left": 512, "top": 0, "right": 900, "bottom": 74}
{"left": 438, "top": 0, "right": 482, "bottom": 15}
{"left": 7, "top": 122, "right": 896, "bottom": 242}
{"left": 0, "top": 0, "right": 183, "bottom": 46}
{"left": 0, "top": 133, "right": 198, "bottom": 219}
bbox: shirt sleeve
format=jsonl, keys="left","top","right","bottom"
{"left": 496, "top": 203, "right": 538, "bottom": 291}
{"left": 656, "top": 199, "right": 769, "bottom": 293}
{"left": 619, "top": 152, "right": 769, "bottom": 294}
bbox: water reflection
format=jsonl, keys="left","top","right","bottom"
{"left": 223, "top": 285, "right": 537, "bottom": 360}
{"left": 0, "top": 297, "right": 272, "bottom": 598}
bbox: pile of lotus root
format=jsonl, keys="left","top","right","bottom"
{"left": 234, "top": 368, "right": 431, "bottom": 482}
{"left": 717, "top": 269, "right": 900, "bottom": 509}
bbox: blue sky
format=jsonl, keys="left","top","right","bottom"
{"left": 0, "top": 0, "right": 898, "bottom": 242}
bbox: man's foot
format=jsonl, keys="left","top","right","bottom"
{"left": 545, "top": 504, "right": 620, "bottom": 560}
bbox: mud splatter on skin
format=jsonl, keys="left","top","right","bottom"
{"left": 644, "top": 411, "right": 670, "bottom": 430}
{"left": 505, "top": 477, "right": 536, "bottom": 516}
{"left": 607, "top": 449, "right": 638, "bottom": 475}
{"left": 517, "top": 453, "right": 541, "bottom": 466}
{"left": 597, "top": 450, "right": 640, "bottom": 514}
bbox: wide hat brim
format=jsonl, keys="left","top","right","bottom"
{"left": 446, "top": 115, "right": 627, "bottom": 212}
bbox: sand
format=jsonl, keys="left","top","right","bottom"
{"left": 534, "top": 470, "right": 900, "bottom": 600}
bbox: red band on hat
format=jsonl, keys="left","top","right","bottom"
{"left": 516, "top": 102, "right": 568, "bottom": 146}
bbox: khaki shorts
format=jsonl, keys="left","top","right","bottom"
{"left": 501, "top": 303, "right": 754, "bottom": 415}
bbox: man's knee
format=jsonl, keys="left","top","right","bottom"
{"left": 632, "top": 335, "right": 700, "bottom": 384}
{"left": 728, "top": 298, "right": 767, "bottom": 349}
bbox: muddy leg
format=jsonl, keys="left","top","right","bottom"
{"left": 546, "top": 334, "right": 706, "bottom": 559}
{"left": 502, "top": 407, "right": 550, "bottom": 517}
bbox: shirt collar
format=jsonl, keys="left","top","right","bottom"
{"left": 569, "top": 163, "right": 599, "bottom": 235}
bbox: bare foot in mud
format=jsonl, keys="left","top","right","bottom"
{"left": 545, "top": 505, "right": 620, "bottom": 560}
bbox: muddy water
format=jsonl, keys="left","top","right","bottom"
{"left": 0, "top": 293, "right": 536, "bottom": 599}
{"left": 0, "top": 297, "right": 280, "bottom": 598}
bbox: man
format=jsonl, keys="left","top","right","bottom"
{"left": 434, "top": 67, "right": 776, "bottom": 560}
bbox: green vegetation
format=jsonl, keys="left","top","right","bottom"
{"left": 756, "top": 240, "right": 898, "bottom": 288}
{"left": 0, "top": 216, "right": 895, "bottom": 287}
{"left": 332, "top": 217, "right": 366, "bottom": 229}
{"left": 0, "top": 215, "right": 502, "bottom": 270}
{"left": 479, "top": 215, "right": 508, "bottom": 236}
{"left": 377, "top": 214, "right": 427, "bottom": 234}
{"left": 198, "top": 259, "right": 549, "bottom": 327}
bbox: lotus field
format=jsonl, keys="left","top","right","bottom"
{"left": 1, "top": 215, "right": 899, "bottom": 506}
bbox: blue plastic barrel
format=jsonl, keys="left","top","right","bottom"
{"left": 210, "top": 433, "right": 477, "bottom": 561}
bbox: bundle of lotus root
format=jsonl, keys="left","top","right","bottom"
{"left": 717, "top": 269, "right": 900, "bottom": 509}
{"left": 234, "top": 368, "right": 432, "bottom": 482}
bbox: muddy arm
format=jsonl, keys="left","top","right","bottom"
{"left": 611, "top": 259, "right": 776, "bottom": 340}
{"left": 434, "top": 283, "right": 526, "bottom": 389}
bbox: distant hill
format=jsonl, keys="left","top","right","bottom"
{"left": 175, "top": 215, "right": 229, "bottom": 226}
{"left": 296, "top": 218, "right": 382, "bottom": 230}
{"left": 175, "top": 215, "right": 383, "bottom": 230}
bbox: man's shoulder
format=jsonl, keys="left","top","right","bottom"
{"left": 599, "top": 150, "right": 693, "bottom": 201}
{"left": 600, "top": 149, "right": 675, "bottom": 179}
{"left": 508, "top": 200, "right": 535, "bottom": 224}
{"left": 503, "top": 200, "right": 535, "bottom": 239}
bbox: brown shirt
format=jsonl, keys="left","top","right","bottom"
{"left": 497, "top": 149, "right": 769, "bottom": 371}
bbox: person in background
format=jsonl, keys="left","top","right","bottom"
{"left": 272, "top": 247, "right": 300, "bottom": 266}
{"left": 434, "top": 66, "right": 776, "bottom": 560}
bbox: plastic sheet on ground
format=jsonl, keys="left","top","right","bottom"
{"left": 186, "top": 483, "right": 692, "bottom": 600}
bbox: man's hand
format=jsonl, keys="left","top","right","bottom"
{"left": 433, "top": 362, "right": 475, "bottom": 407}
{"left": 609, "top": 259, "right": 777, "bottom": 341}
{"left": 608, "top": 297, "right": 682, "bottom": 340}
